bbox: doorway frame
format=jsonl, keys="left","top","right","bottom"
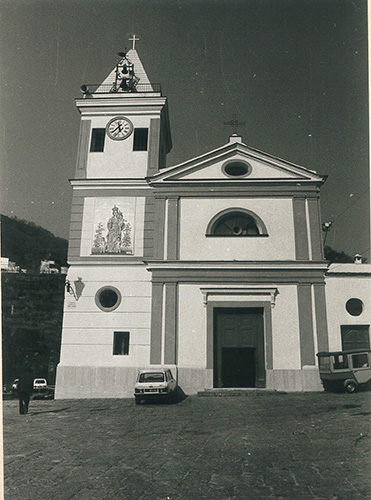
{"left": 206, "top": 301, "right": 272, "bottom": 388}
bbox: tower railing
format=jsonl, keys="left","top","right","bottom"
{"left": 80, "top": 83, "right": 162, "bottom": 95}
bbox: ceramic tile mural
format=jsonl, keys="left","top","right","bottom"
{"left": 91, "top": 198, "right": 135, "bottom": 255}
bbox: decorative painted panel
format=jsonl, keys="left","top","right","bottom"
{"left": 91, "top": 198, "right": 136, "bottom": 255}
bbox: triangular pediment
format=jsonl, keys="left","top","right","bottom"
{"left": 149, "top": 139, "right": 325, "bottom": 184}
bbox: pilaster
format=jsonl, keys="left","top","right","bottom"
{"left": 166, "top": 197, "right": 179, "bottom": 260}
{"left": 293, "top": 197, "right": 309, "bottom": 260}
{"left": 147, "top": 118, "right": 161, "bottom": 176}
{"left": 297, "top": 284, "right": 315, "bottom": 366}
{"left": 164, "top": 283, "right": 178, "bottom": 364}
{"left": 307, "top": 197, "right": 324, "bottom": 260}
{"left": 313, "top": 283, "right": 329, "bottom": 352}
{"left": 75, "top": 120, "right": 91, "bottom": 179}
{"left": 150, "top": 282, "right": 163, "bottom": 364}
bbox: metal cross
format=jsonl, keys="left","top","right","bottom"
{"left": 223, "top": 114, "right": 245, "bottom": 134}
{"left": 129, "top": 34, "right": 140, "bottom": 50}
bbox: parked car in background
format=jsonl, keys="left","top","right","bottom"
{"left": 134, "top": 369, "right": 177, "bottom": 404}
{"left": 33, "top": 378, "right": 47, "bottom": 390}
{"left": 317, "top": 349, "right": 371, "bottom": 393}
{"left": 11, "top": 379, "right": 19, "bottom": 395}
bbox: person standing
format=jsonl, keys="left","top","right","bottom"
{"left": 17, "top": 367, "right": 34, "bottom": 415}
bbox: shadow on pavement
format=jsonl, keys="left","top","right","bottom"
{"left": 137, "top": 386, "right": 188, "bottom": 405}
{"left": 174, "top": 385, "right": 188, "bottom": 403}
{"left": 29, "top": 408, "right": 70, "bottom": 416}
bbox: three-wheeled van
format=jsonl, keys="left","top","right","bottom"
{"left": 317, "top": 349, "right": 371, "bottom": 393}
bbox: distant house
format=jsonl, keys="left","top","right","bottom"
{"left": 1, "top": 257, "right": 9, "bottom": 270}
{"left": 40, "top": 260, "right": 60, "bottom": 274}
{"left": 1, "top": 257, "right": 20, "bottom": 273}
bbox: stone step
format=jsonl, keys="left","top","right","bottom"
{"left": 197, "top": 388, "right": 274, "bottom": 397}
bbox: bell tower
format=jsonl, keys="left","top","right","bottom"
{"left": 55, "top": 41, "right": 172, "bottom": 399}
{"left": 74, "top": 45, "right": 171, "bottom": 180}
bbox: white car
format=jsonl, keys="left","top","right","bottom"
{"left": 33, "top": 378, "right": 47, "bottom": 390}
{"left": 134, "top": 369, "right": 177, "bottom": 404}
{"left": 11, "top": 379, "right": 19, "bottom": 394}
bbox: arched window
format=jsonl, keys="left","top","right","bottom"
{"left": 206, "top": 208, "right": 268, "bottom": 237}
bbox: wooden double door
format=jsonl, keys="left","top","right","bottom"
{"left": 214, "top": 307, "right": 265, "bottom": 388}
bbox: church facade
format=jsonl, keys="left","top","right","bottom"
{"left": 55, "top": 48, "right": 370, "bottom": 398}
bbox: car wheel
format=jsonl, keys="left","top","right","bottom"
{"left": 345, "top": 381, "right": 357, "bottom": 393}
{"left": 135, "top": 397, "right": 142, "bottom": 405}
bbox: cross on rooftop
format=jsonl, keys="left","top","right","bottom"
{"left": 223, "top": 114, "right": 246, "bottom": 134}
{"left": 129, "top": 34, "right": 140, "bottom": 50}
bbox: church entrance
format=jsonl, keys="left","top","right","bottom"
{"left": 214, "top": 308, "right": 265, "bottom": 388}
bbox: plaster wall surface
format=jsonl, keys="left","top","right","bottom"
{"left": 55, "top": 366, "right": 140, "bottom": 398}
{"left": 59, "top": 265, "right": 151, "bottom": 367}
{"left": 177, "top": 285, "right": 207, "bottom": 368}
{"left": 179, "top": 198, "right": 295, "bottom": 260}
{"left": 325, "top": 274, "right": 371, "bottom": 352}
{"left": 271, "top": 285, "right": 301, "bottom": 370}
{"left": 85, "top": 114, "right": 156, "bottom": 178}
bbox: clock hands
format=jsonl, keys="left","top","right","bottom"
{"left": 111, "top": 122, "right": 123, "bottom": 136}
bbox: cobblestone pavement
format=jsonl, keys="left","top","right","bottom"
{"left": 3, "top": 391, "right": 371, "bottom": 500}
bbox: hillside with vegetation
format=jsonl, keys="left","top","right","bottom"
{"left": 2, "top": 273, "right": 65, "bottom": 386}
{"left": 1, "top": 214, "right": 68, "bottom": 272}
{"left": 1, "top": 215, "right": 68, "bottom": 386}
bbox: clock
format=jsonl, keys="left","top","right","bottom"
{"left": 106, "top": 117, "right": 133, "bottom": 140}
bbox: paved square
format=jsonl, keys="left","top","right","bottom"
{"left": 3, "top": 391, "right": 370, "bottom": 499}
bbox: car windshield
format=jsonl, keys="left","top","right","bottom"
{"left": 139, "top": 373, "right": 165, "bottom": 383}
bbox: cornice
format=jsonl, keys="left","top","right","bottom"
{"left": 144, "top": 260, "right": 329, "bottom": 271}
{"left": 75, "top": 97, "right": 168, "bottom": 114}
{"left": 151, "top": 184, "right": 321, "bottom": 197}
{"left": 67, "top": 257, "right": 147, "bottom": 266}
{"left": 68, "top": 178, "right": 321, "bottom": 197}
{"left": 70, "top": 178, "right": 150, "bottom": 189}
{"left": 200, "top": 285, "right": 279, "bottom": 308}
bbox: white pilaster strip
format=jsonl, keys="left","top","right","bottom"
{"left": 311, "top": 284, "right": 318, "bottom": 365}
{"left": 305, "top": 198, "right": 312, "bottom": 260}
{"left": 160, "top": 283, "right": 167, "bottom": 365}
{"left": 163, "top": 198, "right": 169, "bottom": 260}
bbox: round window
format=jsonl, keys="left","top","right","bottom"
{"left": 345, "top": 298, "right": 363, "bottom": 316}
{"left": 95, "top": 286, "right": 121, "bottom": 312}
{"left": 223, "top": 161, "right": 251, "bottom": 178}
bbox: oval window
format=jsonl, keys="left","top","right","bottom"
{"left": 223, "top": 161, "right": 251, "bottom": 178}
{"left": 95, "top": 286, "right": 121, "bottom": 312}
{"left": 345, "top": 298, "right": 363, "bottom": 316}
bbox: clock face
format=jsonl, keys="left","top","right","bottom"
{"left": 106, "top": 117, "right": 133, "bottom": 140}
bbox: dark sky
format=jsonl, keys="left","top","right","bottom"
{"left": 1, "top": 0, "right": 369, "bottom": 260}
